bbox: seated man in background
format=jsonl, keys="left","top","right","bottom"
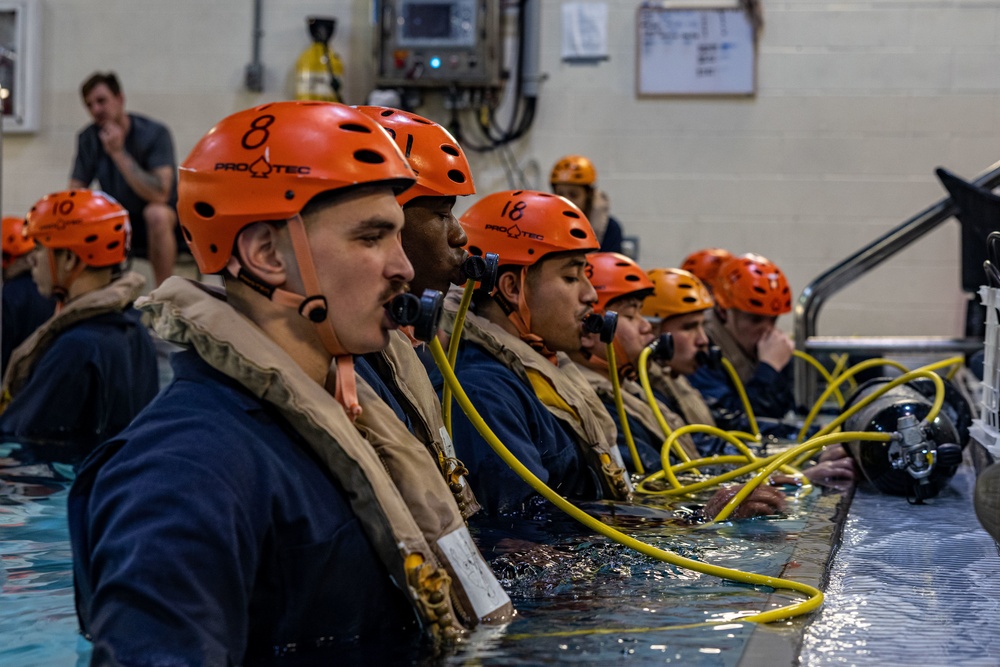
{"left": 644, "top": 267, "right": 855, "bottom": 481}
{"left": 444, "top": 191, "right": 785, "bottom": 518}
{"left": 550, "top": 154, "right": 624, "bottom": 254}
{"left": 1, "top": 215, "right": 54, "bottom": 373}
{"left": 568, "top": 253, "right": 699, "bottom": 472}
{"left": 690, "top": 253, "right": 797, "bottom": 427}
{"left": 70, "top": 71, "right": 179, "bottom": 286}
{"left": 70, "top": 102, "right": 509, "bottom": 666}
{"left": 0, "top": 190, "right": 157, "bottom": 449}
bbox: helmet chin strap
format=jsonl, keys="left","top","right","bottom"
{"left": 492, "top": 266, "right": 559, "bottom": 364}
{"left": 227, "top": 213, "right": 362, "bottom": 421}
{"left": 47, "top": 248, "right": 86, "bottom": 314}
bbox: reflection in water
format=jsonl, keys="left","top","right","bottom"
{"left": 0, "top": 439, "right": 844, "bottom": 666}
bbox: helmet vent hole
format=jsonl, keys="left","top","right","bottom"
{"left": 380, "top": 110, "right": 394, "bottom": 117}
{"left": 447, "top": 169, "right": 466, "bottom": 184}
{"left": 340, "top": 123, "right": 373, "bottom": 134}
{"left": 469, "top": 245, "right": 483, "bottom": 256}
{"left": 194, "top": 202, "right": 216, "bottom": 219}
{"left": 106, "top": 241, "right": 120, "bottom": 251}
{"left": 753, "top": 286, "right": 767, "bottom": 294}
{"left": 181, "top": 226, "right": 193, "bottom": 243}
{"left": 683, "top": 296, "right": 697, "bottom": 303}
{"left": 209, "top": 244, "right": 218, "bottom": 254}
{"left": 85, "top": 234, "right": 99, "bottom": 243}
{"left": 528, "top": 248, "right": 535, "bottom": 255}
{"left": 625, "top": 274, "right": 640, "bottom": 282}
{"left": 563, "top": 210, "right": 581, "bottom": 220}
{"left": 413, "top": 117, "right": 431, "bottom": 125}
{"left": 441, "top": 144, "right": 460, "bottom": 156}
{"left": 114, "top": 224, "right": 123, "bottom": 231}
{"left": 512, "top": 190, "right": 523, "bottom": 196}
{"left": 354, "top": 149, "right": 386, "bottom": 165}
{"left": 749, "top": 298, "right": 764, "bottom": 308}
{"left": 569, "top": 229, "right": 588, "bottom": 239}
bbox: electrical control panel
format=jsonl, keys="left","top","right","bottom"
{"left": 374, "top": 0, "right": 502, "bottom": 89}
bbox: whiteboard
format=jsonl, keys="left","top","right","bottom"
{"left": 637, "top": 6, "right": 756, "bottom": 97}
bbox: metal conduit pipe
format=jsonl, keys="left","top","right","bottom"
{"left": 794, "top": 159, "right": 1000, "bottom": 406}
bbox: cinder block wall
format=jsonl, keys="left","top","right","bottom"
{"left": 6, "top": 0, "right": 997, "bottom": 337}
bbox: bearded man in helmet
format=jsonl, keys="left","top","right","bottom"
{"left": 0, "top": 191, "right": 157, "bottom": 448}
{"left": 1, "top": 215, "right": 55, "bottom": 372}
{"left": 69, "top": 102, "right": 510, "bottom": 666}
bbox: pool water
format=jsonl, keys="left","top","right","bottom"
{"left": 0, "top": 441, "right": 845, "bottom": 666}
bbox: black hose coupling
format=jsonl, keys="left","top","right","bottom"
{"left": 584, "top": 311, "right": 618, "bottom": 344}
{"left": 695, "top": 345, "right": 723, "bottom": 370}
{"left": 648, "top": 333, "right": 674, "bottom": 363}
{"left": 462, "top": 252, "right": 500, "bottom": 293}
{"left": 387, "top": 289, "right": 444, "bottom": 342}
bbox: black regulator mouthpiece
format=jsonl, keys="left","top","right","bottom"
{"left": 387, "top": 289, "right": 444, "bottom": 342}
{"left": 695, "top": 345, "right": 723, "bottom": 370}
{"left": 463, "top": 252, "right": 500, "bottom": 293}
{"left": 584, "top": 311, "right": 618, "bottom": 344}
{"left": 648, "top": 333, "right": 674, "bottom": 363}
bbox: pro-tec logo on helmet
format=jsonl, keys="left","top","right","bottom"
{"left": 484, "top": 223, "right": 543, "bottom": 241}
{"left": 214, "top": 154, "right": 311, "bottom": 178}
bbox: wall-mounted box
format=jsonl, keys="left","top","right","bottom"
{"left": 0, "top": 0, "right": 40, "bottom": 133}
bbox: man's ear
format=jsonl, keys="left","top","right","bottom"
{"left": 234, "top": 222, "right": 289, "bottom": 287}
{"left": 495, "top": 270, "right": 523, "bottom": 308}
{"left": 714, "top": 306, "right": 729, "bottom": 324}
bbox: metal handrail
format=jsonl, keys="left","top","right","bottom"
{"left": 794, "top": 159, "right": 1000, "bottom": 405}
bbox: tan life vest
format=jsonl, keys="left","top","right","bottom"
{"left": 1, "top": 271, "right": 146, "bottom": 413}
{"left": 574, "top": 363, "right": 700, "bottom": 462}
{"left": 704, "top": 310, "right": 757, "bottom": 384}
{"left": 139, "top": 278, "right": 513, "bottom": 643}
{"left": 368, "top": 330, "right": 481, "bottom": 520}
{"left": 648, "top": 363, "right": 717, "bottom": 429}
{"left": 440, "top": 299, "right": 632, "bottom": 501}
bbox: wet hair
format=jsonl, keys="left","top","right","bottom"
{"left": 81, "top": 72, "right": 122, "bottom": 99}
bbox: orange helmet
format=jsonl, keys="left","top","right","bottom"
{"left": 681, "top": 248, "right": 733, "bottom": 288}
{"left": 178, "top": 101, "right": 416, "bottom": 274}
{"left": 550, "top": 155, "right": 597, "bottom": 187}
{"left": 2, "top": 216, "right": 34, "bottom": 268}
{"left": 354, "top": 106, "right": 475, "bottom": 205}
{"left": 25, "top": 190, "right": 131, "bottom": 267}
{"left": 642, "top": 268, "right": 714, "bottom": 321}
{"left": 714, "top": 253, "right": 792, "bottom": 316}
{"left": 461, "top": 190, "right": 598, "bottom": 266}
{"left": 586, "top": 252, "right": 655, "bottom": 314}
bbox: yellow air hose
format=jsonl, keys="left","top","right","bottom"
{"left": 636, "top": 346, "right": 698, "bottom": 467}
{"left": 441, "top": 278, "right": 477, "bottom": 437}
{"left": 793, "top": 350, "right": 846, "bottom": 408}
{"left": 721, "top": 357, "right": 760, "bottom": 438}
{"left": 429, "top": 336, "right": 824, "bottom": 624}
{"left": 606, "top": 342, "right": 645, "bottom": 475}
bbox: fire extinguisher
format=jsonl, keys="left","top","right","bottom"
{"left": 295, "top": 16, "right": 343, "bottom": 102}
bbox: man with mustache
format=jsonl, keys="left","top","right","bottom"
{"left": 69, "top": 102, "right": 510, "bottom": 665}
